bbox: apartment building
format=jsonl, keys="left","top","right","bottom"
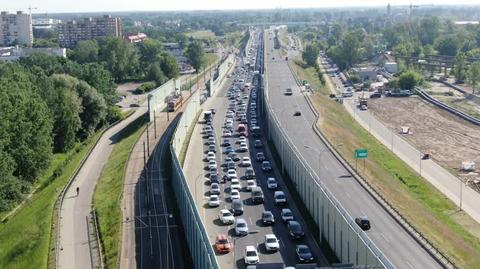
{"left": 0, "top": 11, "right": 33, "bottom": 46}
{"left": 57, "top": 15, "right": 121, "bottom": 48}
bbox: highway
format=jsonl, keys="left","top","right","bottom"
{"left": 263, "top": 29, "right": 443, "bottom": 269}
{"left": 182, "top": 29, "right": 329, "bottom": 268}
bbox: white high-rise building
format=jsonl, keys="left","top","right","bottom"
{"left": 0, "top": 11, "right": 33, "bottom": 46}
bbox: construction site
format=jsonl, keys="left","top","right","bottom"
{"left": 368, "top": 93, "right": 480, "bottom": 191}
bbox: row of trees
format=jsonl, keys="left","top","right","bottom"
{"left": 0, "top": 56, "right": 117, "bottom": 211}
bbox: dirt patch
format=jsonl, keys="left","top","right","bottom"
{"left": 369, "top": 96, "right": 480, "bottom": 185}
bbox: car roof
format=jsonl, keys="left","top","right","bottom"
{"left": 296, "top": 244, "right": 308, "bottom": 249}
{"left": 265, "top": 234, "right": 276, "bottom": 239}
{"left": 282, "top": 208, "right": 292, "bottom": 213}
{"left": 220, "top": 209, "right": 230, "bottom": 213}
{"left": 245, "top": 245, "right": 256, "bottom": 251}
{"left": 288, "top": 220, "right": 300, "bottom": 226}
{"left": 237, "top": 218, "right": 246, "bottom": 223}
{"left": 275, "top": 191, "right": 285, "bottom": 195}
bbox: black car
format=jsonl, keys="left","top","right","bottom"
{"left": 244, "top": 168, "right": 255, "bottom": 180}
{"left": 287, "top": 221, "right": 305, "bottom": 239}
{"left": 355, "top": 217, "right": 371, "bottom": 231}
{"left": 262, "top": 211, "right": 275, "bottom": 226}
{"left": 254, "top": 139, "right": 263, "bottom": 148}
{"left": 293, "top": 111, "right": 301, "bottom": 116}
{"left": 284, "top": 88, "right": 293, "bottom": 96}
{"left": 210, "top": 174, "right": 219, "bottom": 184}
{"left": 296, "top": 245, "right": 314, "bottom": 263}
{"left": 231, "top": 199, "right": 244, "bottom": 216}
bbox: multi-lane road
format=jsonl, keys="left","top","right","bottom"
{"left": 263, "top": 29, "right": 443, "bottom": 269}
{"left": 183, "top": 29, "right": 329, "bottom": 268}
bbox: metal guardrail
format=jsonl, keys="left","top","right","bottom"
{"left": 415, "top": 87, "right": 480, "bottom": 126}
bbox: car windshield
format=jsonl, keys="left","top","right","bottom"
{"left": 223, "top": 212, "right": 231, "bottom": 217}
{"left": 290, "top": 223, "right": 301, "bottom": 231}
{"left": 246, "top": 251, "right": 256, "bottom": 256}
{"left": 298, "top": 247, "right": 309, "bottom": 253}
{"left": 237, "top": 223, "right": 246, "bottom": 227}
{"left": 277, "top": 194, "right": 285, "bottom": 199}
{"left": 284, "top": 211, "right": 292, "bottom": 216}
{"left": 266, "top": 238, "right": 277, "bottom": 243}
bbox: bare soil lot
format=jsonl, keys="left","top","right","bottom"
{"left": 369, "top": 96, "right": 480, "bottom": 182}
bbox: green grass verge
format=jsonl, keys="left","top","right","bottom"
{"left": 93, "top": 115, "right": 147, "bottom": 269}
{"left": 291, "top": 59, "right": 480, "bottom": 269}
{"left": 0, "top": 132, "right": 102, "bottom": 269}
{"left": 220, "top": 31, "right": 244, "bottom": 48}
{"left": 205, "top": 53, "right": 219, "bottom": 67}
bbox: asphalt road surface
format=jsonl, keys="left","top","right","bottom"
{"left": 183, "top": 30, "right": 328, "bottom": 269}
{"left": 263, "top": 29, "right": 443, "bottom": 269}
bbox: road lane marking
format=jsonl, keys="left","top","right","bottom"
{"left": 406, "top": 261, "right": 415, "bottom": 269}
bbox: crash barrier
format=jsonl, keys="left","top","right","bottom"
{"left": 260, "top": 34, "right": 393, "bottom": 268}
{"left": 169, "top": 90, "right": 220, "bottom": 269}
{"left": 415, "top": 87, "right": 480, "bottom": 126}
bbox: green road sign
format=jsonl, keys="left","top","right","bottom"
{"left": 355, "top": 149, "right": 368, "bottom": 159}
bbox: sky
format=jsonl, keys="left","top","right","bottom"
{"left": 2, "top": 0, "right": 480, "bottom": 13}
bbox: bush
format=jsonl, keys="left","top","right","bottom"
{"left": 134, "top": 81, "right": 157, "bottom": 94}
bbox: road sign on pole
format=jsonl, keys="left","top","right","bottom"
{"left": 354, "top": 149, "right": 368, "bottom": 159}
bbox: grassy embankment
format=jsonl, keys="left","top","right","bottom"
{"left": 290, "top": 58, "right": 480, "bottom": 269}
{"left": 93, "top": 115, "right": 147, "bottom": 269}
{"left": 0, "top": 131, "right": 103, "bottom": 269}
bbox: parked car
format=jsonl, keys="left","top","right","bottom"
{"left": 246, "top": 180, "right": 257, "bottom": 191}
{"left": 241, "top": 157, "right": 252, "bottom": 167}
{"left": 235, "top": 218, "right": 249, "bottom": 236}
{"left": 231, "top": 178, "right": 241, "bottom": 190}
{"left": 244, "top": 245, "right": 259, "bottom": 265}
{"left": 264, "top": 234, "right": 280, "bottom": 252}
{"left": 215, "top": 234, "right": 232, "bottom": 254}
{"left": 230, "top": 189, "right": 241, "bottom": 201}
{"left": 210, "top": 183, "right": 220, "bottom": 195}
{"left": 262, "top": 211, "right": 275, "bottom": 225}
{"left": 244, "top": 168, "right": 255, "bottom": 180}
{"left": 287, "top": 220, "right": 305, "bottom": 239}
{"left": 208, "top": 195, "right": 220, "bottom": 207}
{"left": 285, "top": 88, "right": 293, "bottom": 96}
{"left": 281, "top": 208, "right": 294, "bottom": 222}
{"left": 218, "top": 209, "right": 235, "bottom": 225}
{"left": 274, "top": 191, "right": 287, "bottom": 205}
{"left": 261, "top": 161, "right": 272, "bottom": 172}
{"left": 267, "top": 177, "right": 278, "bottom": 189}
{"left": 296, "top": 245, "right": 314, "bottom": 263}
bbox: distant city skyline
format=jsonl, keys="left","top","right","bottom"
{"left": 2, "top": 0, "right": 480, "bottom": 14}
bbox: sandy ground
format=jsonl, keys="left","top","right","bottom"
{"left": 368, "top": 96, "right": 480, "bottom": 187}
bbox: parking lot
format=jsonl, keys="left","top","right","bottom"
{"left": 183, "top": 30, "right": 327, "bottom": 269}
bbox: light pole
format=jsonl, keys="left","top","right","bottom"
{"left": 304, "top": 144, "right": 343, "bottom": 180}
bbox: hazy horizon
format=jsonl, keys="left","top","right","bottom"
{"left": 3, "top": 0, "right": 480, "bottom": 14}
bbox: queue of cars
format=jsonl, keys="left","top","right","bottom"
{"left": 201, "top": 49, "right": 318, "bottom": 266}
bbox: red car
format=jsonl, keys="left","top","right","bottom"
{"left": 215, "top": 234, "right": 232, "bottom": 254}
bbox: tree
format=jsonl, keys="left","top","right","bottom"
{"left": 98, "top": 37, "right": 139, "bottom": 81}
{"left": 435, "top": 36, "right": 459, "bottom": 56}
{"left": 302, "top": 43, "right": 320, "bottom": 67}
{"left": 161, "top": 53, "right": 180, "bottom": 79}
{"left": 398, "top": 70, "right": 423, "bottom": 90}
{"left": 138, "top": 39, "right": 163, "bottom": 64}
{"left": 185, "top": 41, "right": 205, "bottom": 73}
{"left": 146, "top": 63, "right": 167, "bottom": 85}
{"left": 419, "top": 17, "right": 440, "bottom": 45}
{"left": 468, "top": 62, "right": 480, "bottom": 94}
{"left": 454, "top": 53, "right": 468, "bottom": 82}
{"left": 75, "top": 81, "right": 107, "bottom": 138}
{"left": 72, "top": 40, "right": 99, "bottom": 64}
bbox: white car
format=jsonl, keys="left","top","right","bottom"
{"left": 208, "top": 195, "right": 220, "bottom": 207}
{"left": 235, "top": 218, "right": 249, "bottom": 236}
{"left": 231, "top": 178, "right": 241, "bottom": 190}
{"left": 246, "top": 180, "right": 256, "bottom": 191}
{"left": 230, "top": 189, "right": 240, "bottom": 200}
{"left": 206, "top": 151, "right": 216, "bottom": 161}
{"left": 210, "top": 183, "right": 220, "bottom": 195}
{"left": 237, "top": 137, "right": 247, "bottom": 144}
{"left": 226, "top": 169, "right": 238, "bottom": 180}
{"left": 244, "top": 245, "right": 259, "bottom": 264}
{"left": 274, "top": 191, "right": 287, "bottom": 205}
{"left": 281, "top": 208, "right": 294, "bottom": 222}
{"left": 208, "top": 160, "right": 217, "bottom": 170}
{"left": 218, "top": 209, "right": 235, "bottom": 225}
{"left": 267, "top": 177, "right": 278, "bottom": 189}
{"left": 264, "top": 234, "right": 280, "bottom": 252}
{"left": 238, "top": 144, "right": 248, "bottom": 153}
{"left": 223, "top": 130, "right": 232, "bottom": 137}
{"left": 207, "top": 136, "right": 216, "bottom": 145}
{"left": 241, "top": 157, "right": 252, "bottom": 167}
